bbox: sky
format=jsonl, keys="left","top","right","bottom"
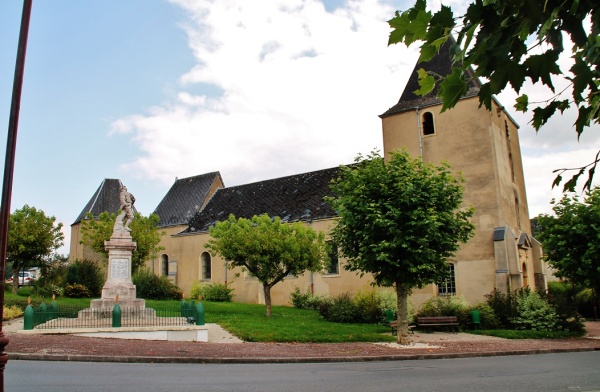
{"left": 1, "top": 0, "right": 598, "bottom": 256}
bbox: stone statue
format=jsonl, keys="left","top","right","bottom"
{"left": 114, "top": 185, "right": 136, "bottom": 234}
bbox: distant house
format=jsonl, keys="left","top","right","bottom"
{"left": 71, "top": 42, "right": 546, "bottom": 308}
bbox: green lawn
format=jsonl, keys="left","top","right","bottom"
{"left": 4, "top": 292, "right": 395, "bottom": 343}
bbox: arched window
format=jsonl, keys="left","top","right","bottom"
{"left": 161, "top": 254, "right": 169, "bottom": 277}
{"left": 326, "top": 241, "right": 339, "bottom": 275}
{"left": 201, "top": 252, "right": 212, "bottom": 280}
{"left": 422, "top": 112, "right": 435, "bottom": 135}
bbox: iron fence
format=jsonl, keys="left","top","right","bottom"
{"left": 27, "top": 301, "right": 202, "bottom": 330}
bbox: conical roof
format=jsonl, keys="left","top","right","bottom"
{"left": 72, "top": 179, "right": 137, "bottom": 224}
{"left": 380, "top": 39, "right": 480, "bottom": 117}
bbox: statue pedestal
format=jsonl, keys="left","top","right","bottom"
{"left": 90, "top": 232, "right": 145, "bottom": 310}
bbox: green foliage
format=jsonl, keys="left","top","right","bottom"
{"left": 16, "top": 286, "right": 34, "bottom": 297}
{"left": 319, "top": 293, "right": 358, "bottom": 323}
{"left": 7, "top": 205, "right": 64, "bottom": 293}
{"left": 510, "top": 290, "right": 559, "bottom": 331}
{"left": 418, "top": 295, "right": 471, "bottom": 326}
{"left": 327, "top": 149, "right": 474, "bottom": 336}
{"left": 206, "top": 214, "right": 327, "bottom": 317}
{"left": 64, "top": 283, "right": 92, "bottom": 298}
{"left": 316, "top": 288, "right": 410, "bottom": 325}
{"left": 535, "top": 188, "right": 600, "bottom": 314}
{"left": 290, "top": 287, "right": 329, "bottom": 310}
{"left": 485, "top": 289, "right": 519, "bottom": 328}
{"left": 388, "top": 0, "right": 600, "bottom": 191}
{"left": 80, "top": 212, "right": 165, "bottom": 273}
{"left": 132, "top": 268, "right": 183, "bottom": 300}
{"left": 470, "top": 303, "right": 502, "bottom": 330}
{"left": 189, "top": 281, "right": 234, "bottom": 302}
{"left": 66, "top": 259, "right": 104, "bottom": 297}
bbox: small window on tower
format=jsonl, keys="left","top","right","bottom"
{"left": 422, "top": 112, "right": 435, "bottom": 135}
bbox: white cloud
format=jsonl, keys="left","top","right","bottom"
{"left": 113, "top": 0, "right": 418, "bottom": 187}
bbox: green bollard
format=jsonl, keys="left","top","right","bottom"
{"left": 112, "top": 302, "right": 122, "bottom": 328}
{"left": 23, "top": 304, "right": 34, "bottom": 330}
{"left": 196, "top": 301, "right": 205, "bottom": 326}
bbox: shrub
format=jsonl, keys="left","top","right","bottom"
{"left": 469, "top": 303, "right": 502, "bottom": 330}
{"left": 16, "top": 286, "right": 34, "bottom": 297}
{"left": 418, "top": 295, "right": 471, "bottom": 326}
{"left": 510, "top": 290, "right": 559, "bottom": 331}
{"left": 354, "top": 288, "right": 390, "bottom": 324}
{"left": 3, "top": 305, "right": 23, "bottom": 321}
{"left": 320, "top": 292, "right": 359, "bottom": 323}
{"left": 189, "top": 281, "right": 234, "bottom": 302}
{"left": 132, "top": 268, "right": 183, "bottom": 300}
{"left": 64, "top": 283, "right": 92, "bottom": 298}
{"left": 290, "top": 287, "right": 328, "bottom": 310}
{"left": 66, "top": 259, "right": 104, "bottom": 297}
{"left": 485, "top": 289, "right": 519, "bottom": 328}
{"left": 35, "top": 283, "right": 63, "bottom": 299}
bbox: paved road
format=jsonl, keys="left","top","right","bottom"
{"left": 6, "top": 352, "right": 600, "bottom": 392}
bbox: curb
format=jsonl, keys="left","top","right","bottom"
{"left": 8, "top": 346, "right": 600, "bottom": 364}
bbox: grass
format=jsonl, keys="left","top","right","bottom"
{"left": 4, "top": 292, "right": 395, "bottom": 343}
{"left": 3, "top": 290, "right": 586, "bottom": 342}
{"left": 467, "top": 329, "right": 585, "bottom": 339}
{"left": 148, "top": 300, "right": 396, "bottom": 343}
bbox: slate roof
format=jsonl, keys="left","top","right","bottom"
{"left": 182, "top": 167, "right": 341, "bottom": 234}
{"left": 380, "top": 39, "right": 481, "bottom": 118}
{"left": 153, "top": 172, "right": 223, "bottom": 227}
{"left": 73, "top": 179, "right": 138, "bottom": 224}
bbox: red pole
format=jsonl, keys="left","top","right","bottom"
{"left": 0, "top": 1, "right": 33, "bottom": 390}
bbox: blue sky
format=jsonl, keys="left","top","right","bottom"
{"left": 1, "top": 0, "right": 598, "bottom": 255}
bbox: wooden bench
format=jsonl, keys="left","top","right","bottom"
{"left": 416, "top": 316, "right": 459, "bottom": 332}
{"left": 389, "top": 320, "right": 415, "bottom": 336}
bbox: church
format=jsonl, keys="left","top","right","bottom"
{"left": 70, "top": 43, "right": 546, "bottom": 308}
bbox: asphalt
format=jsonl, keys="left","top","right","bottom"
{"left": 3, "top": 318, "right": 600, "bottom": 364}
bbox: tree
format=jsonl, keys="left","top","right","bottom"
{"left": 326, "top": 150, "right": 475, "bottom": 341}
{"left": 205, "top": 214, "right": 327, "bottom": 317}
{"left": 388, "top": 0, "right": 599, "bottom": 192}
{"left": 535, "top": 187, "right": 600, "bottom": 315}
{"left": 80, "top": 212, "right": 165, "bottom": 273}
{"left": 7, "top": 205, "right": 64, "bottom": 293}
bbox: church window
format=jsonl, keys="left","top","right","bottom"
{"left": 161, "top": 254, "right": 169, "bottom": 277}
{"left": 326, "top": 242, "right": 339, "bottom": 275}
{"left": 422, "top": 112, "right": 435, "bottom": 135}
{"left": 437, "top": 263, "right": 456, "bottom": 295}
{"left": 201, "top": 252, "right": 212, "bottom": 280}
{"left": 505, "top": 120, "right": 516, "bottom": 181}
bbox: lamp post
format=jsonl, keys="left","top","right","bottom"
{"left": 0, "top": 1, "right": 33, "bottom": 390}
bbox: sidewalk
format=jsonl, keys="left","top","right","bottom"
{"left": 3, "top": 319, "right": 599, "bottom": 364}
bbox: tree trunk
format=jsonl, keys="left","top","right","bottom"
{"left": 12, "top": 269, "right": 20, "bottom": 294}
{"left": 395, "top": 282, "right": 410, "bottom": 344}
{"left": 264, "top": 285, "right": 272, "bottom": 317}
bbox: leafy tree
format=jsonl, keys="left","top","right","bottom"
{"left": 535, "top": 187, "right": 600, "bottom": 315}
{"left": 7, "top": 205, "right": 64, "bottom": 293}
{"left": 80, "top": 212, "right": 165, "bottom": 273}
{"left": 326, "top": 150, "right": 475, "bottom": 341}
{"left": 206, "top": 214, "right": 327, "bottom": 317}
{"left": 388, "top": 0, "right": 599, "bottom": 192}
{"left": 66, "top": 259, "right": 104, "bottom": 297}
